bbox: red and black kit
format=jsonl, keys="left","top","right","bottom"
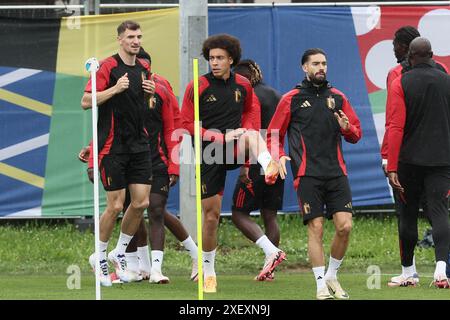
{"left": 387, "top": 61, "right": 450, "bottom": 266}
{"left": 267, "top": 78, "right": 362, "bottom": 223}
{"left": 84, "top": 54, "right": 152, "bottom": 190}
{"left": 144, "top": 74, "right": 179, "bottom": 197}
{"left": 232, "top": 82, "right": 284, "bottom": 212}
{"left": 181, "top": 72, "right": 259, "bottom": 199}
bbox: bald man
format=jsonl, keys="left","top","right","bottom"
{"left": 387, "top": 37, "right": 450, "bottom": 289}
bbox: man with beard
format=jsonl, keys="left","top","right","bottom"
{"left": 267, "top": 48, "right": 362, "bottom": 299}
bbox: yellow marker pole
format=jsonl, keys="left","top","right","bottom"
{"left": 193, "top": 58, "right": 204, "bottom": 300}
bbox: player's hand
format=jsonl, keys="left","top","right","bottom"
{"left": 279, "top": 156, "right": 291, "bottom": 180}
{"left": 238, "top": 166, "right": 251, "bottom": 184}
{"left": 114, "top": 73, "right": 129, "bottom": 94}
{"left": 78, "top": 146, "right": 90, "bottom": 163}
{"left": 224, "top": 128, "right": 247, "bottom": 143}
{"left": 169, "top": 174, "right": 178, "bottom": 187}
{"left": 334, "top": 110, "right": 350, "bottom": 131}
{"left": 142, "top": 73, "right": 156, "bottom": 95}
{"left": 388, "top": 172, "right": 404, "bottom": 192}
{"left": 87, "top": 168, "right": 94, "bottom": 184}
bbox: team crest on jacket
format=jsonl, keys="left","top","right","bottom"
{"left": 234, "top": 88, "right": 242, "bottom": 103}
{"left": 326, "top": 96, "right": 336, "bottom": 110}
{"left": 149, "top": 96, "right": 156, "bottom": 109}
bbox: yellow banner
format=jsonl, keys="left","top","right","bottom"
{"left": 56, "top": 8, "right": 179, "bottom": 94}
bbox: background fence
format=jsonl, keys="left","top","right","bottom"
{"left": 1, "top": 4, "right": 449, "bottom": 217}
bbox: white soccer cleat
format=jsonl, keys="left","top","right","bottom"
{"left": 140, "top": 270, "right": 150, "bottom": 281}
{"left": 108, "top": 250, "right": 130, "bottom": 283}
{"left": 149, "top": 271, "right": 170, "bottom": 284}
{"left": 89, "top": 253, "right": 112, "bottom": 287}
{"left": 316, "top": 286, "right": 334, "bottom": 300}
{"left": 431, "top": 275, "right": 450, "bottom": 289}
{"left": 190, "top": 259, "right": 198, "bottom": 282}
{"left": 126, "top": 270, "right": 143, "bottom": 282}
{"left": 388, "top": 274, "right": 419, "bottom": 287}
{"left": 326, "top": 278, "right": 349, "bottom": 299}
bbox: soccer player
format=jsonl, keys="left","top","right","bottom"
{"left": 231, "top": 59, "right": 286, "bottom": 281}
{"left": 82, "top": 47, "right": 199, "bottom": 284}
{"left": 267, "top": 48, "right": 362, "bottom": 299}
{"left": 387, "top": 37, "right": 450, "bottom": 289}
{"left": 181, "top": 34, "right": 280, "bottom": 293}
{"left": 381, "top": 26, "right": 448, "bottom": 287}
{"left": 81, "top": 20, "right": 154, "bottom": 286}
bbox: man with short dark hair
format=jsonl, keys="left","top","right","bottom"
{"left": 181, "top": 34, "right": 280, "bottom": 293}
{"left": 381, "top": 26, "right": 448, "bottom": 287}
{"left": 81, "top": 20, "right": 154, "bottom": 286}
{"left": 387, "top": 37, "right": 450, "bottom": 289}
{"left": 267, "top": 48, "right": 362, "bottom": 300}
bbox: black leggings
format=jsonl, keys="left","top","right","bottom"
{"left": 398, "top": 163, "right": 450, "bottom": 266}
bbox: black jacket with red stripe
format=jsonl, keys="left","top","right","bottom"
{"left": 387, "top": 62, "right": 450, "bottom": 171}
{"left": 267, "top": 78, "right": 362, "bottom": 189}
{"left": 144, "top": 74, "right": 179, "bottom": 176}
{"left": 86, "top": 74, "right": 180, "bottom": 176}
{"left": 381, "top": 59, "right": 448, "bottom": 160}
{"left": 84, "top": 54, "right": 150, "bottom": 155}
{"left": 181, "top": 72, "right": 259, "bottom": 144}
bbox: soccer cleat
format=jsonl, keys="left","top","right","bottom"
{"left": 204, "top": 276, "right": 217, "bottom": 293}
{"left": 149, "top": 271, "right": 170, "bottom": 284}
{"left": 316, "top": 286, "right": 334, "bottom": 300}
{"left": 140, "top": 270, "right": 150, "bottom": 281}
{"left": 264, "top": 160, "right": 280, "bottom": 185}
{"left": 126, "top": 270, "right": 143, "bottom": 282}
{"left": 89, "top": 253, "right": 112, "bottom": 287}
{"left": 387, "top": 274, "right": 419, "bottom": 287}
{"left": 108, "top": 250, "right": 130, "bottom": 283}
{"left": 266, "top": 271, "right": 275, "bottom": 281}
{"left": 110, "top": 272, "right": 123, "bottom": 284}
{"left": 326, "top": 278, "right": 349, "bottom": 299}
{"left": 255, "top": 250, "right": 286, "bottom": 281}
{"left": 431, "top": 276, "right": 450, "bottom": 289}
{"left": 190, "top": 259, "right": 198, "bottom": 282}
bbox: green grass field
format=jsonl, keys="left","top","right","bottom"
{"left": 0, "top": 214, "right": 447, "bottom": 300}
{"left": 0, "top": 273, "right": 448, "bottom": 300}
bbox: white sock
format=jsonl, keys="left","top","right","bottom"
{"left": 181, "top": 236, "right": 198, "bottom": 260}
{"left": 312, "top": 266, "right": 326, "bottom": 290}
{"left": 255, "top": 235, "right": 279, "bottom": 257}
{"left": 402, "top": 265, "right": 415, "bottom": 278}
{"left": 137, "top": 245, "right": 152, "bottom": 273}
{"left": 434, "top": 261, "right": 447, "bottom": 279}
{"left": 203, "top": 249, "right": 216, "bottom": 277}
{"left": 151, "top": 250, "right": 164, "bottom": 274}
{"left": 99, "top": 241, "right": 108, "bottom": 260}
{"left": 412, "top": 255, "right": 417, "bottom": 274}
{"left": 257, "top": 151, "right": 272, "bottom": 173}
{"left": 125, "top": 252, "right": 139, "bottom": 273}
{"left": 324, "top": 256, "right": 343, "bottom": 280}
{"left": 115, "top": 232, "right": 133, "bottom": 255}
